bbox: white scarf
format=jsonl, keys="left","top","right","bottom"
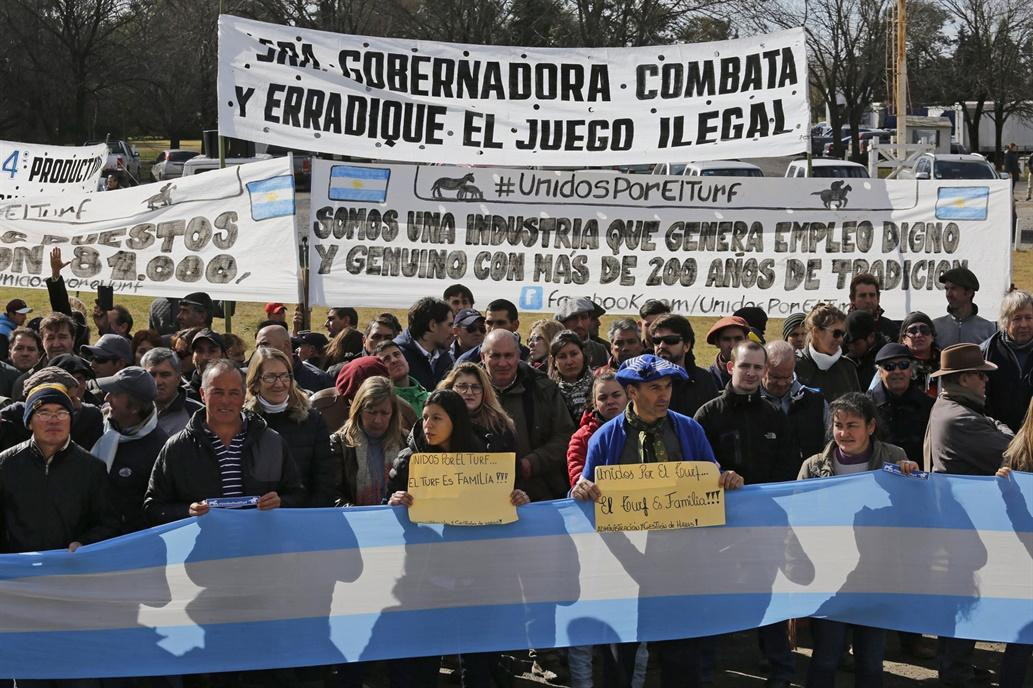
{"left": 257, "top": 396, "right": 289, "bottom": 414}
{"left": 91, "top": 407, "right": 159, "bottom": 471}
{"left": 808, "top": 343, "right": 842, "bottom": 372}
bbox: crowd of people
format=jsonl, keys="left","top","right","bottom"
{"left": 0, "top": 258, "right": 1030, "bottom": 688}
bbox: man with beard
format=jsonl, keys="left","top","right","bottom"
{"left": 849, "top": 273, "right": 899, "bottom": 343}
{"left": 649, "top": 314, "right": 718, "bottom": 418}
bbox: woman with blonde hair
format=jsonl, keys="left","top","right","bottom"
{"left": 332, "top": 375, "right": 407, "bottom": 506}
{"left": 438, "top": 362, "right": 516, "bottom": 452}
{"left": 527, "top": 319, "right": 564, "bottom": 371}
{"left": 795, "top": 303, "right": 860, "bottom": 402}
{"left": 244, "top": 346, "right": 336, "bottom": 507}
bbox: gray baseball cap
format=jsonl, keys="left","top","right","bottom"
{"left": 95, "top": 366, "right": 158, "bottom": 402}
{"left": 81, "top": 334, "right": 133, "bottom": 363}
{"left": 554, "top": 297, "right": 597, "bottom": 322}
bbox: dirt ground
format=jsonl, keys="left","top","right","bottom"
{"left": 494, "top": 630, "right": 1026, "bottom": 687}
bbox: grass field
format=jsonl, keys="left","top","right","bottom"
{"left": 4, "top": 249, "right": 1030, "bottom": 364}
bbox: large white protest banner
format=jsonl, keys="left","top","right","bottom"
{"left": 308, "top": 161, "right": 1012, "bottom": 317}
{"left": 218, "top": 15, "right": 809, "bottom": 166}
{"left": 0, "top": 140, "right": 106, "bottom": 200}
{"left": 0, "top": 158, "right": 299, "bottom": 301}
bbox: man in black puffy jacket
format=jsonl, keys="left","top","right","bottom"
{"left": 91, "top": 367, "right": 169, "bottom": 534}
{"left": 694, "top": 340, "right": 798, "bottom": 688}
{"left": 144, "top": 359, "right": 304, "bottom": 524}
{"left": 0, "top": 383, "right": 118, "bottom": 554}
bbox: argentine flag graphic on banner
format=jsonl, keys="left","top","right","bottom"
{"left": 329, "top": 165, "right": 390, "bottom": 202}
{"left": 246, "top": 175, "right": 295, "bottom": 221}
{"left": 935, "top": 186, "right": 989, "bottom": 221}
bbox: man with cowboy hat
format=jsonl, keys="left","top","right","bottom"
{"left": 922, "top": 342, "right": 1013, "bottom": 687}
{"left": 923, "top": 343, "right": 1012, "bottom": 476}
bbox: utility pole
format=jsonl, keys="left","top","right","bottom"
{"left": 895, "top": 0, "right": 908, "bottom": 157}
{"left": 218, "top": 0, "right": 233, "bottom": 335}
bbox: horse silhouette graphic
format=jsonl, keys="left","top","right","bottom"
{"left": 144, "top": 183, "right": 176, "bottom": 210}
{"left": 811, "top": 180, "right": 852, "bottom": 209}
{"left": 432, "top": 173, "right": 481, "bottom": 200}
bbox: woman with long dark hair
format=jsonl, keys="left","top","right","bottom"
{"left": 386, "top": 389, "right": 529, "bottom": 688}
{"left": 549, "top": 330, "right": 593, "bottom": 421}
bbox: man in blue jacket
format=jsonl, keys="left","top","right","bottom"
{"left": 574, "top": 354, "right": 743, "bottom": 688}
{"left": 578, "top": 354, "right": 741, "bottom": 484}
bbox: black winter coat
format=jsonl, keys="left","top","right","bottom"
{"left": 981, "top": 331, "right": 1033, "bottom": 433}
{"left": 249, "top": 404, "right": 339, "bottom": 507}
{"left": 106, "top": 424, "right": 170, "bottom": 534}
{"left": 394, "top": 329, "right": 454, "bottom": 392}
{"left": 762, "top": 383, "right": 828, "bottom": 471}
{"left": 0, "top": 439, "right": 119, "bottom": 552}
{"left": 694, "top": 385, "right": 797, "bottom": 484}
{"left": 386, "top": 423, "right": 489, "bottom": 498}
{"left": 868, "top": 381, "right": 934, "bottom": 462}
{"left": 669, "top": 356, "right": 720, "bottom": 419}
{"left": 143, "top": 410, "right": 305, "bottom": 524}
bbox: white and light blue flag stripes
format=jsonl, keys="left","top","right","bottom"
{"left": 328, "top": 165, "right": 391, "bottom": 203}
{"left": 1, "top": 470, "right": 1030, "bottom": 679}
{"left": 935, "top": 186, "right": 990, "bottom": 221}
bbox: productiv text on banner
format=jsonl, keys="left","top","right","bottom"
{"left": 218, "top": 15, "right": 810, "bottom": 166}
{"left": 0, "top": 140, "right": 106, "bottom": 200}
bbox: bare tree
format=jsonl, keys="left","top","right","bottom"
{"left": 0, "top": 0, "right": 138, "bottom": 142}
{"left": 761, "top": 0, "right": 887, "bottom": 159}
{"left": 938, "top": 0, "right": 1033, "bottom": 160}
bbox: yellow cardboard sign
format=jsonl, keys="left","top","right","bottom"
{"left": 594, "top": 461, "right": 725, "bottom": 531}
{"left": 407, "top": 452, "right": 517, "bottom": 526}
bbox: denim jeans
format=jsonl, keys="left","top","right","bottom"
{"left": 807, "top": 620, "right": 884, "bottom": 688}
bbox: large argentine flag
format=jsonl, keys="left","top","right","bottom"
{"left": 1, "top": 470, "right": 1030, "bottom": 679}
{"left": 329, "top": 165, "right": 390, "bottom": 202}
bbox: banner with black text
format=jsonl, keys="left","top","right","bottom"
{"left": 308, "top": 161, "right": 1012, "bottom": 316}
{"left": 218, "top": 15, "right": 809, "bottom": 166}
{"left": 0, "top": 140, "right": 106, "bottom": 200}
{"left": 0, "top": 158, "right": 299, "bottom": 301}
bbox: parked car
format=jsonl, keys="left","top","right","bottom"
{"left": 651, "top": 162, "right": 689, "bottom": 175}
{"left": 151, "top": 149, "right": 200, "bottom": 182}
{"left": 612, "top": 163, "right": 655, "bottom": 174}
{"left": 899, "top": 153, "right": 1005, "bottom": 180}
{"left": 811, "top": 123, "right": 834, "bottom": 157}
{"left": 181, "top": 152, "right": 273, "bottom": 178}
{"left": 785, "top": 159, "right": 870, "bottom": 178}
{"left": 650, "top": 160, "right": 763, "bottom": 177}
{"left": 684, "top": 161, "right": 764, "bottom": 177}
{"left": 86, "top": 139, "right": 141, "bottom": 183}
